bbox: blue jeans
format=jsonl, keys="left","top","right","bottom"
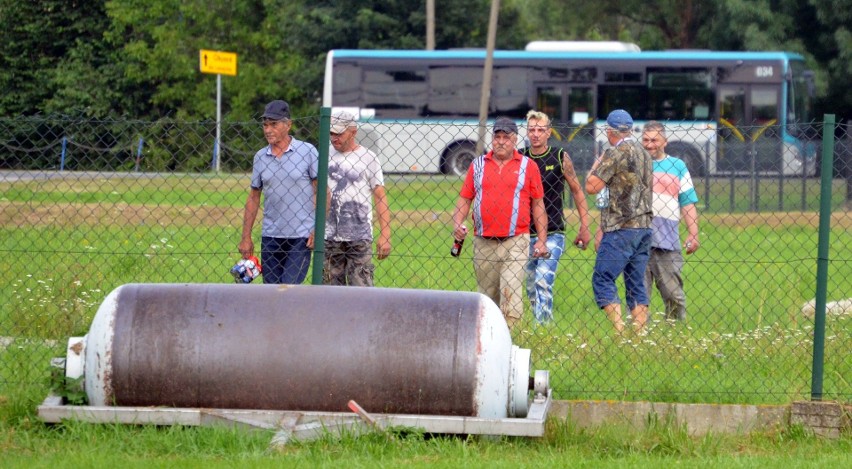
{"left": 261, "top": 236, "right": 311, "bottom": 284}
{"left": 525, "top": 233, "right": 566, "bottom": 324}
{"left": 593, "top": 228, "right": 652, "bottom": 310}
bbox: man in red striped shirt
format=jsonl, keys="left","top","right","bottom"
{"left": 452, "top": 117, "right": 549, "bottom": 329}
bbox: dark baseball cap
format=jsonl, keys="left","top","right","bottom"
{"left": 262, "top": 100, "right": 291, "bottom": 120}
{"left": 493, "top": 117, "right": 518, "bottom": 134}
{"left": 606, "top": 109, "right": 633, "bottom": 131}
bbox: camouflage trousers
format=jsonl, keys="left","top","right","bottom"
{"left": 323, "top": 240, "right": 375, "bottom": 287}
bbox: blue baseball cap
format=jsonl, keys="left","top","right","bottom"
{"left": 262, "top": 100, "right": 291, "bottom": 120}
{"left": 606, "top": 109, "right": 633, "bottom": 131}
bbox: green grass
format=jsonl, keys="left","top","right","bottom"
{"left": 0, "top": 415, "right": 849, "bottom": 468}
{"left": 2, "top": 173, "right": 848, "bottom": 213}
{"left": 0, "top": 173, "right": 850, "bottom": 408}
{"left": 694, "top": 176, "right": 850, "bottom": 213}
{"left": 382, "top": 174, "right": 850, "bottom": 214}
{"left": 0, "top": 173, "right": 249, "bottom": 207}
{"left": 0, "top": 172, "right": 850, "bottom": 465}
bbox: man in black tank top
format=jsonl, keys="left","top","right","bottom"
{"left": 521, "top": 110, "right": 591, "bottom": 324}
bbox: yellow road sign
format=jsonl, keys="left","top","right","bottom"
{"left": 199, "top": 49, "right": 237, "bottom": 76}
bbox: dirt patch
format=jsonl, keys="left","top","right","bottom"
{"left": 703, "top": 212, "right": 852, "bottom": 229}
{"left": 2, "top": 201, "right": 851, "bottom": 230}
{"left": 0, "top": 201, "right": 242, "bottom": 228}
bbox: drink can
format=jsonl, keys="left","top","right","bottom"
{"left": 230, "top": 256, "right": 262, "bottom": 283}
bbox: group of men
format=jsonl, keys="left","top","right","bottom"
{"left": 453, "top": 109, "right": 700, "bottom": 334}
{"left": 239, "top": 99, "right": 700, "bottom": 334}
{"left": 239, "top": 100, "right": 390, "bottom": 288}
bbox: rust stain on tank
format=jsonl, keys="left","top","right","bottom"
{"left": 69, "top": 341, "right": 83, "bottom": 356}
{"left": 97, "top": 350, "right": 114, "bottom": 404}
{"left": 475, "top": 302, "right": 485, "bottom": 356}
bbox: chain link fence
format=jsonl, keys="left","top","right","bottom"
{"left": 0, "top": 114, "right": 849, "bottom": 406}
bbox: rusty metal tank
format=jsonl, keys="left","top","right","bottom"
{"left": 67, "top": 284, "right": 533, "bottom": 418}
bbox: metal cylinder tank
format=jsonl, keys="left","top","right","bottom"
{"left": 68, "top": 284, "right": 532, "bottom": 418}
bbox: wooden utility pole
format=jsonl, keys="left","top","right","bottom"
{"left": 426, "top": 0, "right": 435, "bottom": 50}
{"left": 476, "top": 0, "right": 499, "bottom": 156}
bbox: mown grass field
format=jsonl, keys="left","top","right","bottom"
{"left": 0, "top": 171, "right": 850, "bottom": 466}
{"left": 0, "top": 415, "right": 850, "bottom": 468}
{"left": 0, "top": 172, "right": 850, "bottom": 407}
{"left": 1, "top": 172, "right": 850, "bottom": 405}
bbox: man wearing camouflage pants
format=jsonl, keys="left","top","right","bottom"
{"left": 323, "top": 110, "right": 392, "bottom": 286}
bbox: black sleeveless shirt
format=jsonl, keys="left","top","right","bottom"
{"left": 521, "top": 146, "right": 566, "bottom": 234}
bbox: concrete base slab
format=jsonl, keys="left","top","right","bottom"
{"left": 791, "top": 401, "right": 852, "bottom": 438}
{"left": 552, "top": 400, "right": 789, "bottom": 436}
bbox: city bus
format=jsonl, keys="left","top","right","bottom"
{"left": 322, "top": 46, "right": 817, "bottom": 176}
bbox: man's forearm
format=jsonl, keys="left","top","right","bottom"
{"left": 683, "top": 204, "right": 699, "bottom": 237}
{"left": 571, "top": 187, "right": 591, "bottom": 230}
{"left": 242, "top": 205, "right": 258, "bottom": 239}
{"left": 532, "top": 199, "right": 548, "bottom": 239}
{"left": 377, "top": 202, "right": 391, "bottom": 240}
{"left": 452, "top": 198, "right": 470, "bottom": 228}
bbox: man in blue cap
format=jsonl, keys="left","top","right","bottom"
{"left": 239, "top": 100, "right": 319, "bottom": 284}
{"left": 585, "top": 109, "right": 653, "bottom": 334}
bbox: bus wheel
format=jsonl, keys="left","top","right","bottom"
{"left": 442, "top": 142, "right": 477, "bottom": 176}
{"left": 667, "top": 142, "right": 705, "bottom": 177}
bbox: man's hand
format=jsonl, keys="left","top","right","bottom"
{"left": 238, "top": 239, "right": 254, "bottom": 259}
{"left": 684, "top": 235, "right": 700, "bottom": 255}
{"left": 453, "top": 224, "right": 468, "bottom": 241}
{"left": 376, "top": 236, "right": 392, "bottom": 260}
{"left": 532, "top": 238, "right": 548, "bottom": 258}
{"left": 574, "top": 227, "right": 591, "bottom": 250}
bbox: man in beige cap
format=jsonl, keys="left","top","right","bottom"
{"left": 323, "top": 110, "right": 392, "bottom": 286}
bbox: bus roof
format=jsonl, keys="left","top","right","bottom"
{"left": 525, "top": 41, "right": 641, "bottom": 52}
{"left": 330, "top": 49, "right": 805, "bottom": 63}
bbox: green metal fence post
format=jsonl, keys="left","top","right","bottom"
{"left": 811, "top": 114, "right": 834, "bottom": 401}
{"left": 311, "top": 108, "right": 331, "bottom": 285}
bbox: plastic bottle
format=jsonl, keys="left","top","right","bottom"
{"left": 596, "top": 187, "right": 610, "bottom": 209}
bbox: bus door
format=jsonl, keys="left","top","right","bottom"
{"left": 534, "top": 84, "right": 596, "bottom": 172}
{"left": 717, "top": 85, "right": 781, "bottom": 174}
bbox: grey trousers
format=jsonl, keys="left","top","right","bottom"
{"left": 645, "top": 247, "right": 686, "bottom": 320}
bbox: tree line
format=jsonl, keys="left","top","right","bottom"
{"left": 0, "top": 0, "right": 849, "bottom": 122}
